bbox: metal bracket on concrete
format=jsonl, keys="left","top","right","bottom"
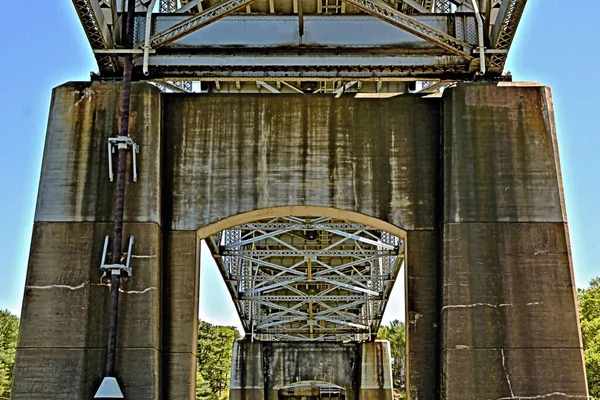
{"left": 107, "top": 136, "right": 140, "bottom": 182}
{"left": 100, "top": 235, "right": 135, "bottom": 277}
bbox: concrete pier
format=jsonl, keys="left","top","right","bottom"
{"left": 11, "top": 81, "right": 588, "bottom": 399}
{"left": 230, "top": 340, "right": 392, "bottom": 400}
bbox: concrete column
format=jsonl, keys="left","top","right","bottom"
{"left": 230, "top": 340, "right": 265, "bottom": 400}
{"left": 359, "top": 341, "right": 393, "bottom": 400}
{"left": 441, "top": 83, "right": 588, "bottom": 399}
{"left": 12, "top": 82, "right": 163, "bottom": 399}
{"left": 162, "top": 231, "right": 201, "bottom": 399}
{"left": 230, "top": 340, "right": 392, "bottom": 400}
{"left": 405, "top": 230, "right": 440, "bottom": 400}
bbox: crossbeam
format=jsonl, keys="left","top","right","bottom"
{"left": 146, "top": 0, "right": 260, "bottom": 48}
{"left": 339, "top": 0, "right": 473, "bottom": 58}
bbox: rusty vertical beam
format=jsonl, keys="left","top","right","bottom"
{"left": 105, "top": 0, "right": 136, "bottom": 379}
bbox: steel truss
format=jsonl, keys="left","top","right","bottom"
{"left": 74, "top": 0, "right": 528, "bottom": 92}
{"left": 207, "top": 217, "right": 404, "bottom": 342}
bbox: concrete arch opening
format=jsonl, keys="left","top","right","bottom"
{"left": 194, "top": 208, "right": 405, "bottom": 400}
{"left": 197, "top": 208, "right": 406, "bottom": 340}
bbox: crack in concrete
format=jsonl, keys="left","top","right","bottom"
{"left": 497, "top": 351, "right": 586, "bottom": 400}
{"left": 441, "top": 302, "right": 543, "bottom": 314}
{"left": 27, "top": 283, "right": 87, "bottom": 291}
{"left": 500, "top": 349, "right": 515, "bottom": 398}
{"left": 27, "top": 282, "right": 156, "bottom": 295}
{"left": 131, "top": 254, "right": 157, "bottom": 259}
{"left": 441, "top": 303, "right": 512, "bottom": 313}
{"left": 120, "top": 287, "right": 156, "bottom": 294}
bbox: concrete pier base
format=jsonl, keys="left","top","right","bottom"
{"left": 230, "top": 340, "right": 392, "bottom": 400}
{"left": 12, "top": 81, "right": 588, "bottom": 399}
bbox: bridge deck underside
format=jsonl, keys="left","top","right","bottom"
{"left": 73, "top": 0, "right": 528, "bottom": 92}
{"left": 207, "top": 217, "right": 404, "bottom": 341}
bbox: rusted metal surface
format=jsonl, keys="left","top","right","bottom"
{"left": 105, "top": 0, "right": 136, "bottom": 378}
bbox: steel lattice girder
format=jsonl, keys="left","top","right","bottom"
{"left": 207, "top": 216, "right": 404, "bottom": 342}
{"left": 73, "top": 0, "right": 528, "bottom": 81}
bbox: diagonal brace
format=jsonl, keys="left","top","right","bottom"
{"left": 339, "top": 0, "right": 473, "bottom": 58}
{"left": 145, "top": 0, "right": 260, "bottom": 48}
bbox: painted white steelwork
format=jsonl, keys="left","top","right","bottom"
{"left": 206, "top": 217, "right": 404, "bottom": 342}
{"left": 73, "top": 0, "right": 527, "bottom": 93}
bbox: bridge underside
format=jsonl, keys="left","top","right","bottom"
{"left": 207, "top": 217, "right": 404, "bottom": 341}
{"left": 74, "top": 0, "right": 528, "bottom": 94}
{"left": 12, "top": 81, "right": 588, "bottom": 399}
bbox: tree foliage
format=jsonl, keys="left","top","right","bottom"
{"left": 197, "top": 320, "right": 241, "bottom": 400}
{"left": 378, "top": 319, "right": 406, "bottom": 393}
{"left": 578, "top": 278, "right": 600, "bottom": 398}
{"left": 0, "top": 309, "right": 19, "bottom": 398}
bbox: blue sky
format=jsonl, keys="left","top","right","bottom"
{"left": 0, "top": 1, "right": 598, "bottom": 329}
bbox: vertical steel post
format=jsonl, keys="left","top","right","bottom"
{"left": 105, "top": 0, "right": 136, "bottom": 378}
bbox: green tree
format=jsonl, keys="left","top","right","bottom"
{"left": 0, "top": 310, "right": 19, "bottom": 398}
{"left": 378, "top": 319, "right": 406, "bottom": 393}
{"left": 578, "top": 278, "right": 600, "bottom": 398}
{"left": 197, "top": 320, "right": 241, "bottom": 400}
{"left": 196, "top": 371, "right": 219, "bottom": 400}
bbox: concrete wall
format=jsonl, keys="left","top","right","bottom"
{"left": 230, "top": 340, "right": 392, "bottom": 400}
{"left": 12, "top": 83, "right": 163, "bottom": 399}
{"left": 12, "top": 81, "right": 587, "bottom": 399}
{"left": 440, "top": 83, "right": 588, "bottom": 399}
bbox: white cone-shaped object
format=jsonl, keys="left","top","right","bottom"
{"left": 94, "top": 377, "right": 124, "bottom": 398}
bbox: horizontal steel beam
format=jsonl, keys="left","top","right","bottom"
{"left": 222, "top": 249, "right": 396, "bottom": 257}
{"left": 243, "top": 295, "right": 381, "bottom": 301}
{"left": 224, "top": 228, "right": 294, "bottom": 249}
{"left": 231, "top": 275, "right": 390, "bottom": 282}
{"left": 255, "top": 329, "right": 369, "bottom": 334}
{"left": 237, "top": 223, "right": 370, "bottom": 230}
{"left": 317, "top": 227, "right": 397, "bottom": 249}
{"left": 138, "top": 14, "right": 475, "bottom": 49}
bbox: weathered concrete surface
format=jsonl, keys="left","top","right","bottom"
{"left": 13, "top": 81, "right": 587, "bottom": 399}
{"left": 405, "top": 230, "right": 439, "bottom": 400}
{"left": 359, "top": 341, "right": 393, "bottom": 400}
{"left": 34, "top": 82, "right": 162, "bottom": 224}
{"left": 12, "top": 222, "right": 161, "bottom": 399}
{"left": 13, "top": 81, "right": 163, "bottom": 400}
{"left": 230, "top": 340, "right": 392, "bottom": 400}
{"left": 162, "top": 231, "right": 200, "bottom": 399}
{"left": 163, "top": 93, "right": 441, "bottom": 399}
{"left": 163, "top": 94, "right": 440, "bottom": 231}
{"left": 441, "top": 84, "right": 587, "bottom": 399}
